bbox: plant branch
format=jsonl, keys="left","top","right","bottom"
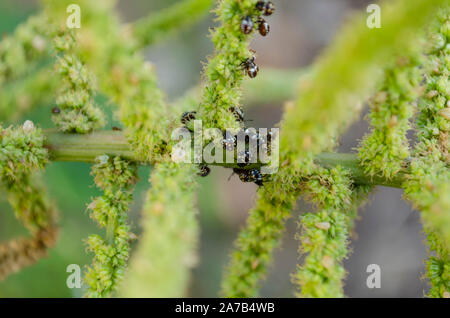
{"left": 44, "top": 129, "right": 410, "bottom": 188}
{"left": 243, "top": 68, "right": 308, "bottom": 105}
{"left": 131, "top": 0, "right": 214, "bottom": 48}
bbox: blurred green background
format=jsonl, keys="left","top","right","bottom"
{"left": 0, "top": 0, "right": 428, "bottom": 297}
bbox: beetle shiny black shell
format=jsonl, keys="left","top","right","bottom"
{"left": 180, "top": 111, "right": 196, "bottom": 125}
{"left": 241, "top": 57, "right": 259, "bottom": 78}
{"left": 51, "top": 107, "right": 61, "bottom": 114}
{"left": 240, "top": 16, "right": 254, "bottom": 34}
{"left": 233, "top": 168, "right": 263, "bottom": 186}
{"left": 197, "top": 165, "right": 211, "bottom": 177}
{"left": 256, "top": 1, "right": 275, "bottom": 16}
{"left": 229, "top": 106, "right": 244, "bottom": 122}
{"left": 249, "top": 169, "right": 263, "bottom": 186}
{"left": 247, "top": 63, "right": 259, "bottom": 78}
{"left": 258, "top": 18, "right": 270, "bottom": 36}
{"left": 238, "top": 171, "right": 252, "bottom": 183}
{"left": 233, "top": 168, "right": 250, "bottom": 182}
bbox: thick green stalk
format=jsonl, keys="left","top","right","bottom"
{"left": 120, "top": 162, "right": 199, "bottom": 297}
{"left": 42, "top": 130, "right": 412, "bottom": 188}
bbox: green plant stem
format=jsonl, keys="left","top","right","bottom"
{"left": 120, "top": 162, "right": 199, "bottom": 297}
{"left": 131, "top": 0, "right": 214, "bottom": 48}
{"left": 42, "top": 130, "right": 418, "bottom": 188}
{"left": 243, "top": 68, "right": 308, "bottom": 105}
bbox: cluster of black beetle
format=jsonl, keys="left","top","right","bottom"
{"left": 240, "top": 1, "right": 275, "bottom": 79}
{"left": 179, "top": 1, "right": 276, "bottom": 186}
{"left": 241, "top": 1, "right": 275, "bottom": 37}
{"left": 180, "top": 112, "right": 274, "bottom": 187}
